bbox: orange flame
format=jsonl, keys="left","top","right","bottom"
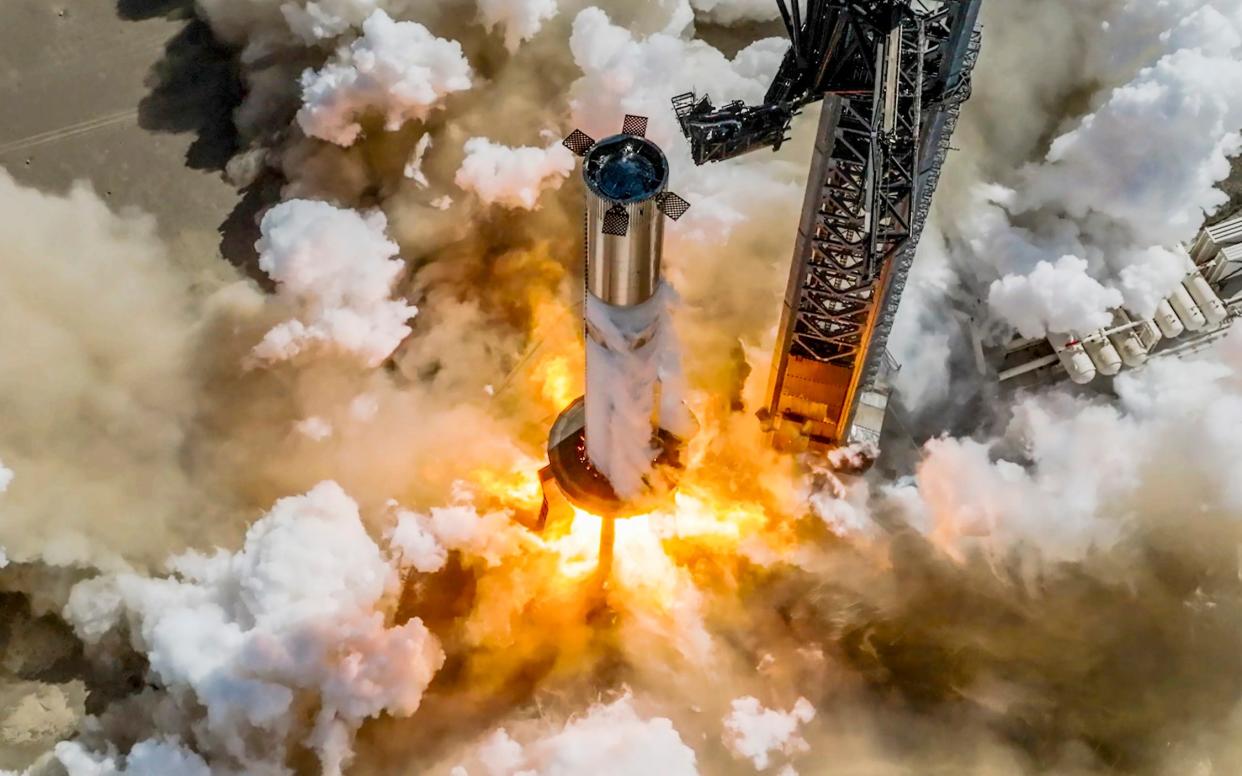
{"left": 533, "top": 354, "right": 577, "bottom": 410}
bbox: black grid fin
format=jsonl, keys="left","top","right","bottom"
{"left": 562, "top": 129, "right": 595, "bottom": 157}
{"left": 621, "top": 114, "right": 648, "bottom": 137}
{"left": 657, "top": 191, "right": 691, "bottom": 221}
{"left": 601, "top": 204, "right": 630, "bottom": 236}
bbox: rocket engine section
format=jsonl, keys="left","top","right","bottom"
{"left": 537, "top": 116, "right": 695, "bottom": 527}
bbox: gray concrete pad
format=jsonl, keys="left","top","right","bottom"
{"left": 0, "top": 0, "right": 242, "bottom": 265}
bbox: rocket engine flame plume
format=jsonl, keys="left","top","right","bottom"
{"left": 3, "top": 0, "right": 1242, "bottom": 775}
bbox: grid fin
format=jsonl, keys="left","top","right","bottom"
{"left": 621, "top": 114, "right": 648, "bottom": 137}
{"left": 562, "top": 129, "right": 596, "bottom": 157}
{"left": 601, "top": 204, "right": 630, "bottom": 236}
{"left": 657, "top": 191, "right": 691, "bottom": 221}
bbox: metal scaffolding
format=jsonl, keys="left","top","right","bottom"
{"left": 675, "top": 0, "right": 981, "bottom": 455}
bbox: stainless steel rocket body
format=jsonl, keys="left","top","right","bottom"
{"left": 582, "top": 133, "right": 669, "bottom": 307}
{"left": 585, "top": 193, "right": 666, "bottom": 306}
{"left": 540, "top": 131, "right": 691, "bottom": 518}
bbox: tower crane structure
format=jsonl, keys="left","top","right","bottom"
{"left": 674, "top": 0, "right": 982, "bottom": 458}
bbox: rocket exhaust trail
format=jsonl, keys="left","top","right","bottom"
{"left": 535, "top": 116, "right": 694, "bottom": 582}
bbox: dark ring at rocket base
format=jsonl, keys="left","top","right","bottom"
{"left": 545, "top": 397, "right": 685, "bottom": 518}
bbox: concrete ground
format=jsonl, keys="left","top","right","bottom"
{"left": 0, "top": 0, "right": 241, "bottom": 264}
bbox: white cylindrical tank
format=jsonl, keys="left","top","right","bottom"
{"left": 1168, "top": 285, "right": 1207, "bottom": 331}
{"left": 1083, "top": 331, "right": 1123, "bottom": 376}
{"left": 1107, "top": 314, "right": 1148, "bottom": 369}
{"left": 1048, "top": 333, "right": 1097, "bottom": 385}
{"left": 1153, "top": 299, "right": 1185, "bottom": 339}
{"left": 1183, "top": 273, "right": 1227, "bottom": 326}
{"left": 1133, "top": 317, "right": 1163, "bottom": 351}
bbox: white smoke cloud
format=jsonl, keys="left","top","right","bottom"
{"left": 453, "top": 695, "right": 699, "bottom": 775}
{"left": 253, "top": 199, "right": 417, "bottom": 367}
{"left": 722, "top": 696, "right": 815, "bottom": 772}
{"left": 194, "top": 0, "right": 480, "bottom": 55}
{"left": 0, "top": 169, "right": 231, "bottom": 572}
{"left": 0, "top": 460, "right": 12, "bottom": 495}
{"left": 886, "top": 218, "right": 958, "bottom": 413}
{"left": 959, "top": 1, "right": 1242, "bottom": 336}
{"left": 523, "top": 696, "right": 698, "bottom": 775}
{"left": 466, "top": 729, "right": 524, "bottom": 774}
{"left": 806, "top": 474, "right": 879, "bottom": 540}
{"left": 389, "top": 488, "right": 526, "bottom": 573}
{"left": 281, "top": 0, "right": 391, "bottom": 44}
{"left": 388, "top": 510, "right": 449, "bottom": 573}
{"left": 890, "top": 322, "right": 1242, "bottom": 563}
{"left": 568, "top": 8, "right": 785, "bottom": 133}
{"left": 297, "top": 9, "right": 474, "bottom": 146}
{"left": 404, "top": 133, "right": 434, "bottom": 186}
{"left": 61, "top": 482, "right": 444, "bottom": 776}
{"left": 296, "top": 415, "right": 335, "bottom": 440}
{"left": 987, "top": 255, "right": 1125, "bottom": 339}
{"left": 454, "top": 137, "right": 575, "bottom": 210}
{"left": 51, "top": 737, "right": 210, "bottom": 776}
{"left": 477, "top": 0, "right": 559, "bottom": 52}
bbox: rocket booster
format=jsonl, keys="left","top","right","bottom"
{"left": 537, "top": 116, "right": 694, "bottom": 525}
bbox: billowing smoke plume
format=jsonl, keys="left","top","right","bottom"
{"left": 60, "top": 482, "right": 442, "bottom": 776}
{"left": 4, "top": 0, "right": 1242, "bottom": 775}
{"left": 389, "top": 490, "right": 525, "bottom": 573}
{"left": 952, "top": 0, "right": 1242, "bottom": 338}
{"left": 448, "top": 695, "right": 700, "bottom": 776}
{"left": 722, "top": 697, "right": 815, "bottom": 771}
{"left": 454, "top": 138, "right": 574, "bottom": 210}
{"left": 252, "top": 200, "right": 416, "bottom": 366}
{"left": 0, "top": 169, "right": 246, "bottom": 573}
{"left": 892, "top": 322, "right": 1242, "bottom": 563}
{"left": 297, "top": 10, "right": 474, "bottom": 146}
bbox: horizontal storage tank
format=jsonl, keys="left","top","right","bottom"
{"left": 1107, "top": 313, "right": 1149, "bottom": 369}
{"left": 1133, "top": 317, "right": 1163, "bottom": 351}
{"left": 1083, "top": 330, "right": 1123, "bottom": 376}
{"left": 1184, "top": 272, "right": 1227, "bottom": 326}
{"left": 1168, "top": 285, "right": 1207, "bottom": 331}
{"left": 1153, "top": 299, "right": 1185, "bottom": 339}
{"left": 1048, "top": 333, "right": 1097, "bottom": 385}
